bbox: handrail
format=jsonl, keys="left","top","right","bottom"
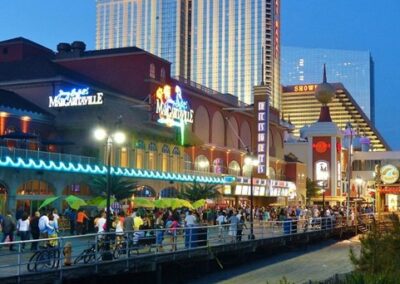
{"left": 0, "top": 217, "right": 345, "bottom": 278}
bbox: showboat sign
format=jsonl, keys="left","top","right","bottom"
{"left": 49, "top": 87, "right": 103, "bottom": 108}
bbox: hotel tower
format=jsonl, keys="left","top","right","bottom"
{"left": 96, "top": 0, "right": 281, "bottom": 107}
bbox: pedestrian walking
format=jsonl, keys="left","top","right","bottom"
{"left": 76, "top": 209, "right": 89, "bottom": 235}
{"left": 1, "top": 211, "right": 16, "bottom": 251}
{"left": 30, "top": 211, "right": 40, "bottom": 251}
{"left": 17, "top": 212, "right": 30, "bottom": 250}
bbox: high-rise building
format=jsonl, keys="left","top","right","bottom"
{"left": 96, "top": 0, "right": 281, "bottom": 107}
{"left": 281, "top": 46, "right": 375, "bottom": 122}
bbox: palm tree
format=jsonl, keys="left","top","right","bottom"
{"left": 306, "top": 178, "right": 318, "bottom": 205}
{"left": 89, "top": 175, "right": 138, "bottom": 201}
{"left": 179, "top": 182, "right": 221, "bottom": 202}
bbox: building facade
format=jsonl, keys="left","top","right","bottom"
{"left": 282, "top": 83, "right": 389, "bottom": 152}
{"left": 281, "top": 46, "right": 375, "bottom": 122}
{"left": 0, "top": 37, "right": 294, "bottom": 215}
{"left": 96, "top": 0, "right": 281, "bottom": 107}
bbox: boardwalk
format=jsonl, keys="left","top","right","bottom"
{"left": 191, "top": 236, "right": 361, "bottom": 284}
{"left": 0, "top": 218, "right": 353, "bottom": 283}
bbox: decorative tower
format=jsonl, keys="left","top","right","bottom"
{"left": 302, "top": 65, "right": 342, "bottom": 206}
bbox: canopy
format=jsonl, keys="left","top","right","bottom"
{"left": 38, "top": 196, "right": 60, "bottom": 210}
{"left": 154, "top": 198, "right": 194, "bottom": 209}
{"left": 88, "top": 196, "right": 117, "bottom": 209}
{"left": 192, "top": 199, "right": 206, "bottom": 209}
{"left": 65, "top": 195, "right": 87, "bottom": 210}
{"left": 132, "top": 197, "right": 155, "bottom": 208}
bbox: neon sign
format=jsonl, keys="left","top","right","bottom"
{"left": 257, "top": 101, "right": 267, "bottom": 174}
{"left": 49, "top": 87, "right": 103, "bottom": 108}
{"left": 154, "top": 85, "right": 194, "bottom": 145}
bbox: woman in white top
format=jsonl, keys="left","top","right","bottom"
{"left": 17, "top": 212, "right": 30, "bottom": 250}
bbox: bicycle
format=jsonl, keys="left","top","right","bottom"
{"left": 74, "top": 239, "right": 107, "bottom": 264}
{"left": 27, "top": 245, "right": 60, "bottom": 272}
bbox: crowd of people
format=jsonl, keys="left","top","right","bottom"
{"left": 0, "top": 202, "right": 374, "bottom": 252}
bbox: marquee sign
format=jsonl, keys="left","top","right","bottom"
{"left": 380, "top": 164, "right": 399, "bottom": 184}
{"left": 154, "top": 84, "right": 194, "bottom": 145}
{"left": 49, "top": 87, "right": 103, "bottom": 108}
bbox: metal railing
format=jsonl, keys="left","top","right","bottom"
{"left": 0, "top": 217, "right": 341, "bottom": 278}
{"left": 0, "top": 146, "right": 97, "bottom": 165}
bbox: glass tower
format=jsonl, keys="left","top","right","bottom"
{"left": 96, "top": 0, "right": 281, "bottom": 107}
{"left": 96, "top": 0, "right": 188, "bottom": 78}
{"left": 281, "top": 46, "right": 375, "bottom": 122}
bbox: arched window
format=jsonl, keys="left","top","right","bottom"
{"left": 172, "top": 147, "right": 180, "bottom": 155}
{"left": 242, "top": 164, "right": 253, "bottom": 177}
{"left": 148, "top": 142, "right": 157, "bottom": 170}
{"left": 135, "top": 140, "right": 145, "bottom": 169}
{"left": 17, "top": 180, "right": 54, "bottom": 195}
{"left": 195, "top": 155, "right": 210, "bottom": 172}
{"left": 63, "top": 183, "right": 91, "bottom": 196}
{"left": 149, "top": 63, "right": 156, "bottom": 79}
{"left": 228, "top": 161, "right": 241, "bottom": 176}
{"left": 133, "top": 185, "right": 156, "bottom": 198}
{"left": 120, "top": 147, "right": 129, "bottom": 167}
{"left": 161, "top": 145, "right": 170, "bottom": 172}
{"left": 172, "top": 147, "right": 180, "bottom": 172}
{"left": 213, "top": 158, "right": 224, "bottom": 174}
{"left": 160, "top": 186, "right": 178, "bottom": 198}
{"left": 184, "top": 153, "right": 192, "bottom": 171}
{"left": 160, "top": 68, "right": 166, "bottom": 82}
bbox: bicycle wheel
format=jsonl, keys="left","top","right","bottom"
{"left": 27, "top": 251, "right": 40, "bottom": 272}
{"left": 35, "top": 248, "right": 59, "bottom": 272}
{"left": 74, "top": 249, "right": 88, "bottom": 264}
{"left": 84, "top": 248, "right": 97, "bottom": 263}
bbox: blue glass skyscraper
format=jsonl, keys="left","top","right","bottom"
{"left": 281, "top": 46, "right": 375, "bottom": 122}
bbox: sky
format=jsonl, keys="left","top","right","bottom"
{"left": 0, "top": 0, "right": 399, "bottom": 149}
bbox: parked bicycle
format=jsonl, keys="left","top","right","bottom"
{"left": 27, "top": 245, "right": 60, "bottom": 272}
{"left": 74, "top": 238, "right": 108, "bottom": 264}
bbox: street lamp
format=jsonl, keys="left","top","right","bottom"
{"left": 344, "top": 122, "right": 354, "bottom": 224}
{"left": 94, "top": 126, "right": 126, "bottom": 258}
{"left": 244, "top": 152, "right": 259, "bottom": 240}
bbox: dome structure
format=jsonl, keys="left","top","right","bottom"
{"left": 315, "top": 64, "right": 336, "bottom": 105}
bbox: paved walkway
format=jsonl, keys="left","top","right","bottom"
{"left": 190, "top": 236, "right": 361, "bottom": 284}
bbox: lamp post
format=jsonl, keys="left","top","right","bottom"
{"left": 244, "top": 152, "right": 259, "bottom": 240}
{"left": 94, "top": 127, "right": 126, "bottom": 257}
{"left": 345, "top": 122, "right": 354, "bottom": 224}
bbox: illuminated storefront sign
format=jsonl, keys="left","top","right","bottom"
{"left": 315, "top": 161, "right": 329, "bottom": 182}
{"left": 257, "top": 101, "right": 267, "bottom": 174}
{"left": 293, "top": 84, "right": 318, "bottom": 93}
{"left": 49, "top": 87, "right": 103, "bottom": 108}
{"left": 154, "top": 85, "right": 194, "bottom": 145}
{"left": 380, "top": 164, "right": 399, "bottom": 184}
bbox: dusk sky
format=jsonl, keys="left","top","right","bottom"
{"left": 1, "top": 0, "right": 399, "bottom": 149}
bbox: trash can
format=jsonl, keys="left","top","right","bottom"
{"left": 283, "top": 218, "right": 292, "bottom": 234}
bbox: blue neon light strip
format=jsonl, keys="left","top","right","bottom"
{"left": 0, "top": 156, "right": 233, "bottom": 184}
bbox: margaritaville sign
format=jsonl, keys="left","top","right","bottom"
{"left": 49, "top": 87, "right": 103, "bottom": 108}
{"left": 154, "top": 84, "right": 194, "bottom": 144}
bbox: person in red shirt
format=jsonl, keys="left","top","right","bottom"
{"left": 76, "top": 209, "right": 89, "bottom": 235}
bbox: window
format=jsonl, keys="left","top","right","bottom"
{"left": 2, "top": 48, "right": 8, "bottom": 55}
{"left": 149, "top": 63, "right": 156, "bottom": 79}
{"left": 148, "top": 142, "right": 157, "bottom": 170}
{"left": 195, "top": 155, "right": 210, "bottom": 172}
{"left": 161, "top": 145, "right": 170, "bottom": 172}
{"left": 17, "top": 180, "right": 54, "bottom": 195}
{"left": 228, "top": 161, "right": 241, "bottom": 176}
{"left": 120, "top": 147, "right": 128, "bottom": 167}
{"left": 160, "top": 68, "right": 166, "bottom": 82}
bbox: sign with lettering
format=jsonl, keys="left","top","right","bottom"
{"left": 49, "top": 87, "right": 103, "bottom": 108}
{"left": 315, "top": 160, "right": 329, "bottom": 181}
{"left": 154, "top": 85, "right": 193, "bottom": 127}
{"left": 257, "top": 101, "right": 267, "bottom": 174}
